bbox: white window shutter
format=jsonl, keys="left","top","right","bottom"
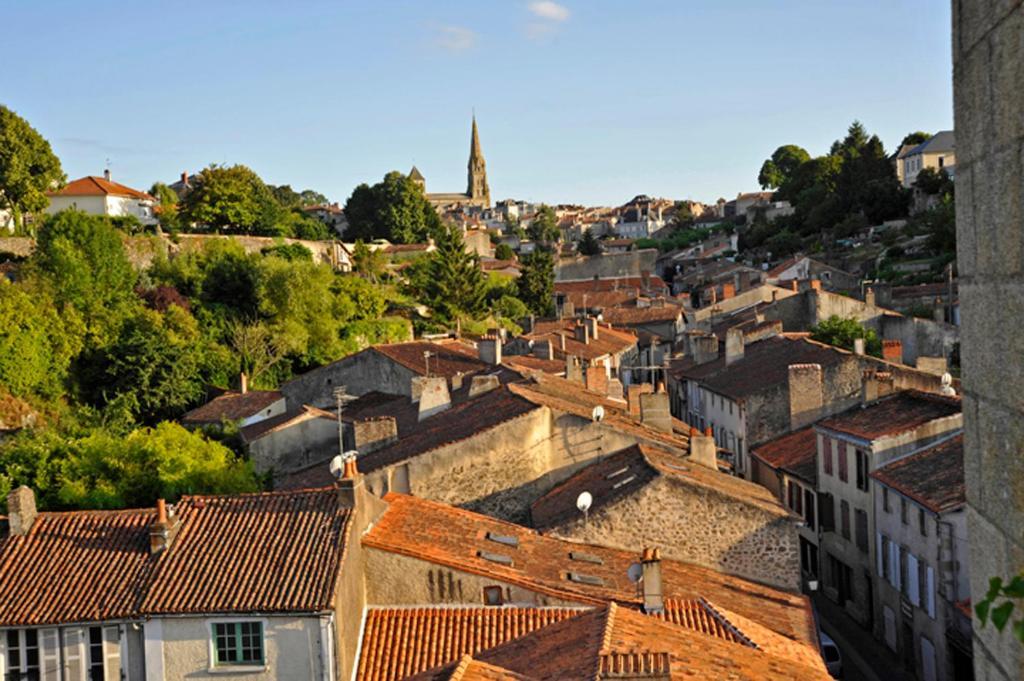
{"left": 908, "top": 554, "right": 921, "bottom": 606}
{"left": 40, "top": 628, "right": 61, "bottom": 681}
{"left": 102, "top": 626, "right": 121, "bottom": 681}
{"left": 926, "top": 567, "right": 936, "bottom": 619}
{"left": 0, "top": 629, "right": 7, "bottom": 677}
{"left": 876, "top": 533, "right": 884, "bottom": 576}
{"left": 63, "top": 628, "right": 86, "bottom": 681}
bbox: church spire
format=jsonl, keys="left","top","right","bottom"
{"left": 466, "top": 114, "right": 490, "bottom": 207}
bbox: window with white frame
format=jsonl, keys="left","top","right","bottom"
{"left": 212, "top": 621, "right": 264, "bottom": 667}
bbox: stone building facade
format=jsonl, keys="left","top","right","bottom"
{"left": 952, "top": 3, "right": 1024, "bottom": 680}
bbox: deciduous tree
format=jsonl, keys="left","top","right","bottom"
{"left": 0, "top": 105, "right": 64, "bottom": 230}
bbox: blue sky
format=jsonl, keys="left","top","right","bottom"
{"left": 1, "top": 1, "right": 952, "bottom": 206}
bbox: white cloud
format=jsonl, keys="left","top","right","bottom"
{"left": 527, "top": 1, "right": 570, "bottom": 22}
{"left": 433, "top": 25, "right": 477, "bottom": 53}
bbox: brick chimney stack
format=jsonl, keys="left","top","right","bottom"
{"left": 336, "top": 453, "right": 362, "bottom": 507}
{"left": 788, "top": 363, "right": 824, "bottom": 431}
{"left": 724, "top": 328, "right": 744, "bottom": 366}
{"left": 150, "top": 498, "right": 181, "bottom": 554}
{"left": 640, "top": 548, "right": 664, "bottom": 614}
{"left": 882, "top": 340, "right": 903, "bottom": 364}
{"left": 6, "top": 486, "right": 37, "bottom": 536}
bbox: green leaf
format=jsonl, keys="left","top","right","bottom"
{"left": 987, "top": 576, "right": 1005, "bottom": 601}
{"left": 1003, "top": 575, "right": 1024, "bottom": 599}
{"left": 976, "top": 599, "right": 991, "bottom": 625}
{"left": 991, "top": 601, "right": 1015, "bottom": 631}
{"left": 1013, "top": 619, "right": 1024, "bottom": 643}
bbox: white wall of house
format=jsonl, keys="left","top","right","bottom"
{"left": 46, "top": 195, "right": 107, "bottom": 216}
{"left": 684, "top": 383, "right": 746, "bottom": 474}
{"left": 151, "top": 615, "right": 330, "bottom": 681}
{"left": 0, "top": 621, "right": 139, "bottom": 681}
{"left": 239, "top": 397, "right": 287, "bottom": 428}
{"left": 46, "top": 194, "right": 156, "bottom": 225}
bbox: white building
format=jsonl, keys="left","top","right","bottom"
{"left": 896, "top": 131, "right": 956, "bottom": 189}
{"left": 45, "top": 171, "right": 158, "bottom": 225}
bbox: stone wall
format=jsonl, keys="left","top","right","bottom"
{"left": 953, "top": 4, "right": 1024, "bottom": 677}
{"left": 554, "top": 249, "right": 659, "bottom": 282}
{"left": 248, "top": 415, "right": 339, "bottom": 474}
{"left": 542, "top": 475, "right": 801, "bottom": 590}
{"left": 281, "top": 349, "right": 418, "bottom": 409}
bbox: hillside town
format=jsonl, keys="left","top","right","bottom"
{"left": 1, "top": 3, "right": 1022, "bottom": 681}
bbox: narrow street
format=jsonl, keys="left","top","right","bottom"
{"left": 812, "top": 593, "right": 914, "bottom": 681}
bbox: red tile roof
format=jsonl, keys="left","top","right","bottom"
{"left": 357, "top": 607, "right": 582, "bottom": 681}
{"left": 0, "top": 509, "right": 155, "bottom": 626}
{"left": 600, "top": 306, "right": 684, "bottom": 326}
{"left": 363, "top": 494, "right": 817, "bottom": 647}
{"left": 239, "top": 404, "right": 335, "bottom": 442}
{"left": 669, "top": 335, "right": 849, "bottom": 401}
{"left": 554, "top": 277, "right": 668, "bottom": 294}
{"left": 523, "top": 320, "right": 638, "bottom": 361}
{"left": 141, "top": 488, "right": 351, "bottom": 615}
{"left": 500, "top": 355, "right": 565, "bottom": 376}
{"left": 557, "top": 289, "right": 638, "bottom": 310}
{"left": 530, "top": 444, "right": 787, "bottom": 530}
{"left": 817, "top": 391, "right": 961, "bottom": 441}
{"left": 47, "top": 176, "right": 155, "bottom": 201}
{"left": 871, "top": 434, "right": 965, "bottom": 513}
{"left": 409, "top": 604, "right": 830, "bottom": 681}
{"left": 373, "top": 341, "right": 488, "bottom": 379}
{"left": 181, "top": 390, "right": 283, "bottom": 424}
{"left": 750, "top": 427, "right": 818, "bottom": 485}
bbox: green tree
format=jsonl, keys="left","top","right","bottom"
{"left": 75, "top": 305, "right": 211, "bottom": 424}
{"left": 517, "top": 248, "right": 555, "bottom": 316}
{"left": 897, "top": 131, "right": 930, "bottom": 150}
{"left": 179, "top": 164, "right": 283, "bottom": 235}
{"left": 914, "top": 167, "right": 953, "bottom": 196}
{"left": 149, "top": 181, "right": 180, "bottom": 231}
{"left": 0, "top": 281, "right": 82, "bottom": 399}
{"left": 758, "top": 145, "right": 811, "bottom": 190}
{"left": 0, "top": 105, "right": 65, "bottom": 230}
{"left": 29, "top": 210, "right": 137, "bottom": 331}
{"left": 414, "top": 226, "right": 486, "bottom": 323}
{"left": 352, "top": 239, "right": 387, "bottom": 282}
{"left": 577, "top": 230, "right": 602, "bottom": 256}
{"left": 343, "top": 171, "right": 444, "bottom": 243}
{"left": 261, "top": 242, "right": 313, "bottom": 261}
{"left": 810, "top": 315, "right": 882, "bottom": 356}
{"left": 494, "top": 242, "right": 515, "bottom": 260}
{"left": 527, "top": 205, "right": 560, "bottom": 244}
{"left": 492, "top": 294, "right": 529, "bottom": 322}
{"left": 299, "top": 189, "right": 329, "bottom": 206}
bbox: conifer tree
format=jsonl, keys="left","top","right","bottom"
{"left": 419, "top": 225, "right": 486, "bottom": 323}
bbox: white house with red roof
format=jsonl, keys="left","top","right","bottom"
{"left": 45, "top": 171, "right": 158, "bottom": 225}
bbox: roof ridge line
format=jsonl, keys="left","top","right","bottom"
{"left": 697, "top": 597, "right": 758, "bottom": 649}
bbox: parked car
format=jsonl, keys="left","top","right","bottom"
{"left": 819, "top": 631, "right": 843, "bottom": 678}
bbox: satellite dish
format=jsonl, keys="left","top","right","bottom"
{"left": 627, "top": 562, "right": 643, "bottom": 583}
{"left": 591, "top": 405, "right": 605, "bottom": 422}
{"left": 576, "top": 491, "right": 593, "bottom": 514}
{"left": 329, "top": 455, "right": 345, "bottom": 480}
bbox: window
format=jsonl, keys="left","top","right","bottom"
{"left": 883, "top": 487, "right": 891, "bottom": 513}
{"left": 213, "top": 622, "right": 264, "bottom": 667}
{"left": 787, "top": 481, "right": 803, "bottom": 515}
{"left": 840, "top": 500, "right": 851, "bottom": 540}
{"left": 855, "top": 450, "right": 869, "bottom": 491}
{"left": 483, "top": 586, "right": 504, "bottom": 606}
{"left": 838, "top": 447, "right": 848, "bottom": 483}
{"left": 879, "top": 534, "right": 890, "bottom": 578}
{"left": 855, "top": 509, "right": 869, "bottom": 553}
{"left": 5, "top": 628, "right": 39, "bottom": 680}
{"left": 804, "top": 488, "right": 816, "bottom": 530}
{"left": 918, "top": 508, "right": 928, "bottom": 537}
{"left": 819, "top": 493, "right": 835, "bottom": 532}
{"left": 901, "top": 498, "right": 909, "bottom": 525}
{"left": 822, "top": 438, "right": 833, "bottom": 476}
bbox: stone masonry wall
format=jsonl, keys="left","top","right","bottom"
{"left": 953, "top": 4, "right": 1024, "bottom": 679}
{"left": 543, "top": 476, "right": 800, "bottom": 590}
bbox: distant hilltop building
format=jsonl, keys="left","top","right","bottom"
{"left": 409, "top": 116, "right": 491, "bottom": 209}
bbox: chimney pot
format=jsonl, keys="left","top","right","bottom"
{"left": 853, "top": 338, "right": 865, "bottom": 356}
{"left": 239, "top": 372, "right": 248, "bottom": 394}
{"left": 343, "top": 455, "right": 359, "bottom": 479}
{"left": 640, "top": 547, "right": 664, "bottom": 614}
{"left": 150, "top": 497, "right": 180, "bottom": 554}
{"left": 103, "top": 169, "right": 111, "bottom": 182}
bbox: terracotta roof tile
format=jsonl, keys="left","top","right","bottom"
{"left": 0, "top": 509, "right": 155, "bottom": 626}
{"left": 818, "top": 391, "right": 961, "bottom": 441}
{"left": 554, "top": 277, "right": 668, "bottom": 295}
{"left": 600, "top": 306, "right": 684, "bottom": 326}
{"left": 364, "top": 494, "right": 818, "bottom": 648}
{"left": 373, "top": 341, "right": 488, "bottom": 379}
{"left": 357, "top": 607, "right": 582, "bottom": 681}
{"left": 531, "top": 444, "right": 787, "bottom": 530}
{"left": 182, "top": 390, "right": 283, "bottom": 424}
{"left": 141, "top": 488, "right": 351, "bottom": 614}
{"left": 871, "top": 434, "right": 964, "bottom": 513}
{"left": 524, "top": 320, "right": 638, "bottom": 361}
{"left": 750, "top": 427, "right": 818, "bottom": 485}
{"left": 47, "top": 176, "right": 155, "bottom": 201}
{"left": 500, "top": 356, "right": 565, "bottom": 375}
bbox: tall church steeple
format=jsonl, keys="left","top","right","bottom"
{"left": 467, "top": 115, "right": 490, "bottom": 207}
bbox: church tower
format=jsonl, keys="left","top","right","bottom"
{"left": 466, "top": 115, "right": 490, "bottom": 207}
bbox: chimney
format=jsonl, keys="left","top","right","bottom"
{"left": 790, "top": 280, "right": 799, "bottom": 292}
{"left": 565, "top": 355, "right": 583, "bottom": 383}
{"left": 353, "top": 416, "right": 399, "bottom": 455}
{"left": 533, "top": 339, "right": 553, "bottom": 360}
{"left": 853, "top": 338, "right": 865, "bottom": 356}
{"left": 882, "top": 340, "right": 903, "bottom": 364}
{"left": 6, "top": 486, "right": 37, "bottom": 536}
{"left": 180, "top": 171, "right": 188, "bottom": 185}
{"left": 721, "top": 282, "right": 735, "bottom": 300}
{"left": 788, "top": 364, "right": 824, "bottom": 431}
{"left": 862, "top": 370, "right": 895, "bottom": 404}
{"left": 809, "top": 279, "right": 822, "bottom": 292}
{"left": 575, "top": 322, "right": 591, "bottom": 345}
{"left": 865, "top": 287, "right": 876, "bottom": 307}
{"left": 688, "top": 427, "right": 717, "bottom": 469}
{"left": 103, "top": 169, "right": 111, "bottom": 182}
{"left": 559, "top": 333, "right": 567, "bottom": 352}
{"left": 627, "top": 383, "right": 653, "bottom": 417}
{"left": 478, "top": 335, "right": 502, "bottom": 365}
{"left": 521, "top": 314, "right": 536, "bottom": 334}
{"left": 468, "top": 374, "right": 500, "bottom": 398}
{"left": 239, "top": 372, "right": 249, "bottom": 394}
{"left": 584, "top": 316, "right": 599, "bottom": 341}
{"left": 606, "top": 377, "right": 624, "bottom": 401}
{"left": 724, "top": 328, "right": 744, "bottom": 366}
{"left": 640, "top": 548, "right": 664, "bottom": 614}
{"left": 336, "top": 453, "right": 362, "bottom": 507}
{"left": 416, "top": 377, "right": 451, "bottom": 420}
{"left": 149, "top": 498, "right": 181, "bottom": 554}
{"left": 640, "top": 391, "right": 672, "bottom": 432}
{"left": 586, "top": 365, "right": 608, "bottom": 395}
